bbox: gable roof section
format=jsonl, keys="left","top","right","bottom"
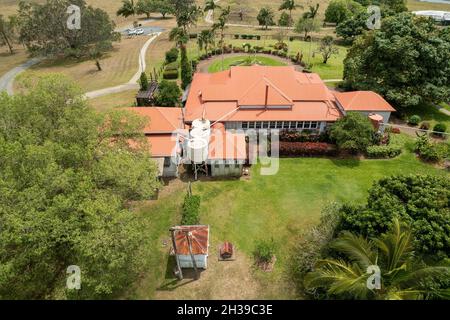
{"left": 127, "top": 107, "right": 184, "bottom": 133}
{"left": 334, "top": 91, "right": 396, "bottom": 112}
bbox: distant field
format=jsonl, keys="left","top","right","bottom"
{"left": 407, "top": 0, "right": 450, "bottom": 11}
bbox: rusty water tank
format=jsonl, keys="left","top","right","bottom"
{"left": 220, "top": 242, "right": 234, "bottom": 259}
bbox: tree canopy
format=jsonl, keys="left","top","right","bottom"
{"left": 18, "top": 0, "right": 120, "bottom": 57}
{"left": 325, "top": 0, "right": 363, "bottom": 25}
{"left": 343, "top": 13, "right": 450, "bottom": 109}
{"left": 329, "top": 112, "right": 374, "bottom": 153}
{"left": 0, "top": 74, "right": 160, "bottom": 299}
{"left": 257, "top": 7, "right": 275, "bottom": 30}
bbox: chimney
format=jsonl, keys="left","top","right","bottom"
{"left": 264, "top": 84, "right": 269, "bottom": 109}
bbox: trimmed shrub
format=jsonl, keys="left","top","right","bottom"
{"left": 181, "top": 194, "right": 201, "bottom": 225}
{"left": 279, "top": 142, "right": 336, "bottom": 156}
{"left": 408, "top": 115, "right": 421, "bottom": 126}
{"left": 234, "top": 34, "right": 239, "bottom": 39}
{"left": 164, "top": 61, "right": 179, "bottom": 71}
{"left": 162, "top": 69, "right": 178, "bottom": 79}
{"left": 420, "top": 121, "right": 430, "bottom": 130}
{"left": 165, "top": 48, "right": 179, "bottom": 63}
{"left": 256, "top": 35, "right": 261, "bottom": 40}
{"left": 415, "top": 135, "right": 448, "bottom": 163}
{"left": 241, "top": 34, "right": 247, "bottom": 39}
{"left": 433, "top": 123, "right": 447, "bottom": 136}
{"left": 189, "top": 33, "right": 198, "bottom": 39}
{"left": 253, "top": 238, "right": 276, "bottom": 263}
{"left": 366, "top": 144, "right": 402, "bottom": 159}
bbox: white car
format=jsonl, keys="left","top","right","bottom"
{"left": 127, "top": 28, "right": 137, "bottom": 36}
{"left": 135, "top": 28, "right": 144, "bottom": 35}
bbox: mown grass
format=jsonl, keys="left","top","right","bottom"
{"left": 125, "top": 134, "right": 449, "bottom": 300}
{"left": 402, "top": 103, "right": 450, "bottom": 132}
{"left": 208, "top": 55, "right": 287, "bottom": 72}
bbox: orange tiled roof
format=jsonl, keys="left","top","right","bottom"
{"left": 334, "top": 91, "right": 396, "bottom": 112}
{"left": 127, "top": 107, "right": 184, "bottom": 133}
{"left": 185, "top": 66, "right": 342, "bottom": 122}
{"left": 146, "top": 135, "right": 178, "bottom": 157}
{"left": 174, "top": 225, "right": 209, "bottom": 255}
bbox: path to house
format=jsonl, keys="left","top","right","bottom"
{"left": 85, "top": 32, "right": 161, "bottom": 99}
{"left": 0, "top": 57, "right": 43, "bottom": 95}
{"left": 196, "top": 53, "right": 301, "bottom": 73}
{"left": 434, "top": 103, "right": 450, "bottom": 116}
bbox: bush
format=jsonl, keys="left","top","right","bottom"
{"left": 330, "top": 112, "right": 374, "bottom": 154}
{"left": 241, "top": 34, "right": 247, "bottom": 39}
{"left": 162, "top": 69, "right": 178, "bottom": 79}
{"left": 433, "top": 123, "right": 447, "bottom": 136}
{"left": 139, "top": 72, "right": 148, "bottom": 91}
{"left": 155, "top": 80, "right": 181, "bottom": 106}
{"left": 280, "top": 130, "right": 330, "bottom": 143}
{"left": 191, "top": 59, "right": 199, "bottom": 71}
{"left": 256, "top": 35, "right": 261, "bottom": 40}
{"left": 253, "top": 239, "right": 276, "bottom": 263}
{"left": 234, "top": 34, "right": 239, "bottom": 39}
{"left": 248, "top": 35, "right": 254, "bottom": 40}
{"left": 279, "top": 142, "right": 336, "bottom": 156}
{"left": 165, "top": 48, "right": 179, "bottom": 63}
{"left": 366, "top": 144, "right": 402, "bottom": 159}
{"left": 408, "top": 115, "right": 421, "bottom": 126}
{"left": 391, "top": 127, "right": 401, "bottom": 134}
{"left": 189, "top": 33, "right": 198, "bottom": 39}
{"left": 181, "top": 194, "right": 201, "bottom": 225}
{"left": 420, "top": 121, "right": 430, "bottom": 130}
{"left": 415, "top": 136, "right": 448, "bottom": 163}
{"left": 164, "top": 61, "right": 179, "bottom": 71}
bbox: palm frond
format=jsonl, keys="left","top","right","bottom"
{"left": 331, "top": 231, "right": 377, "bottom": 268}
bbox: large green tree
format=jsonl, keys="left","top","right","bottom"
{"left": 18, "top": 0, "right": 120, "bottom": 57}
{"left": 305, "top": 219, "right": 450, "bottom": 300}
{"left": 330, "top": 112, "right": 374, "bottom": 154}
{"left": 325, "top": 0, "right": 363, "bottom": 25}
{"left": 338, "top": 175, "right": 450, "bottom": 259}
{"left": 0, "top": 74, "right": 159, "bottom": 299}
{"left": 257, "top": 7, "right": 275, "bottom": 30}
{"left": 0, "top": 14, "right": 17, "bottom": 54}
{"left": 343, "top": 13, "right": 450, "bottom": 109}
{"left": 279, "top": 0, "right": 301, "bottom": 26}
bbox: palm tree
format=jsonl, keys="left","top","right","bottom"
{"left": 197, "top": 29, "right": 215, "bottom": 56}
{"left": 212, "top": 6, "right": 230, "bottom": 70}
{"left": 169, "top": 27, "right": 188, "bottom": 48}
{"left": 279, "top": 0, "right": 302, "bottom": 27}
{"left": 304, "top": 219, "right": 450, "bottom": 300}
{"left": 204, "top": 0, "right": 221, "bottom": 21}
{"left": 117, "top": 0, "right": 138, "bottom": 18}
{"left": 302, "top": 3, "right": 320, "bottom": 20}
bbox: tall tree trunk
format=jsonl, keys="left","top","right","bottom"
{"left": 95, "top": 60, "right": 102, "bottom": 71}
{"left": 1, "top": 31, "right": 13, "bottom": 54}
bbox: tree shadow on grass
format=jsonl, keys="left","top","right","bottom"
{"left": 330, "top": 157, "right": 361, "bottom": 168}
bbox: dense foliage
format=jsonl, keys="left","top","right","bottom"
{"left": 330, "top": 112, "right": 374, "bottom": 153}
{"left": 343, "top": 13, "right": 450, "bottom": 109}
{"left": 155, "top": 80, "right": 181, "bottom": 106}
{"left": 338, "top": 175, "right": 450, "bottom": 259}
{"left": 181, "top": 194, "right": 200, "bottom": 225}
{"left": 325, "top": 0, "right": 363, "bottom": 25}
{"left": 305, "top": 219, "right": 450, "bottom": 299}
{"left": 279, "top": 142, "right": 336, "bottom": 157}
{"left": 253, "top": 239, "right": 276, "bottom": 263}
{"left": 0, "top": 74, "right": 160, "bottom": 299}
{"left": 18, "top": 0, "right": 120, "bottom": 57}
{"left": 414, "top": 136, "right": 449, "bottom": 163}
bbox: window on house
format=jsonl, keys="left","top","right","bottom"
{"left": 289, "top": 121, "right": 296, "bottom": 129}
{"left": 242, "top": 122, "right": 248, "bottom": 129}
{"left": 310, "top": 121, "right": 318, "bottom": 129}
{"left": 224, "top": 164, "right": 230, "bottom": 168}
{"left": 270, "top": 121, "right": 276, "bottom": 129}
{"left": 276, "top": 121, "right": 283, "bottom": 129}
{"left": 262, "top": 121, "right": 269, "bottom": 129}
{"left": 297, "top": 121, "right": 304, "bottom": 129}
{"left": 164, "top": 157, "right": 171, "bottom": 167}
{"left": 214, "top": 163, "right": 220, "bottom": 169}
{"left": 304, "top": 121, "right": 311, "bottom": 129}
{"left": 255, "top": 122, "right": 262, "bottom": 129}
{"left": 249, "top": 122, "right": 255, "bottom": 129}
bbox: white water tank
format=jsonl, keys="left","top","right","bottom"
{"left": 187, "top": 138, "right": 208, "bottom": 163}
{"left": 190, "top": 127, "right": 211, "bottom": 141}
{"left": 192, "top": 118, "right": 211, "bottom": 131}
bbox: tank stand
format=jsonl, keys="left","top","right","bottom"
{"left": 193, "top": 162, "right": 208, "bottom": 180}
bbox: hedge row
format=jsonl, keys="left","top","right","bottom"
{"left": 234, "top": 34, "right": 261, "bottom": 40}
{"left": 279, "top": 142, "right": 336, "bottom": 156}
{"left": 280, "top": 130, "right": 329, "bottom": 143}
{"left": 163, "top": 69, "right": 178, "bottom": 80}
{"left": 181, "top": 194, "right": 201, "bottom": 225}
{"left": 366, "top": 144, "right": 402, "bottom": 159}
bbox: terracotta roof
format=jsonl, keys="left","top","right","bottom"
{"left": 146, "top": 134, "right": 178, "bottom": 157}
{"left": 334, "top": 91, "right": 396, "bottom": 112}
{"left": 208, "top": 125, "right": 247, "bottom": 160}
{"left": 174, "top": 225, "right": 209, "bottom": 255}
{"left": 185, "top": 66, "right": 341, "bottom": 122}
{"left": 127, "top": 107, "right": 184, "bottom": 133}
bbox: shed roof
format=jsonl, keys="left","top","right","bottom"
{"left": 127, "top": 107, "right": 184, "bottom": 133}
{"left": 334, "top": 91, "right": 396, "bottom": 112}
{"left": 173, "top": 225, "right": 209, "bottom": 255}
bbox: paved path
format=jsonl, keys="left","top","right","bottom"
{"left": 433, "top": 103, "right": 450, "bottom": 116}
{"left": 84, "top": 32, "right": 161, "bottom": 99}
{"left": 0, "top": 57, "right": 43, "bottom": 95}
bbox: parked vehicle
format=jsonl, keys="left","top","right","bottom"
{"left": 136, "top": 28, "right": 144, "bottom": 35}
{"left": 127, "top": 28, "right": 137, "bottom": 36}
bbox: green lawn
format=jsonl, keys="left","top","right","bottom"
{"left": 189, "top": 39, "right": 347, "bottom": 79}
{"left": 208, "top": 55, "right": 287, "bottom": 73}
{"left": 124, "top": 134, "right": 449, "bottom": 300}
{"left": 402, "top": 103, "right": 450, "bottom": 132}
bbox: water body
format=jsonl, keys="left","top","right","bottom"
{"left": 419, "top": 0, "right": 450, "bottom": 4}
